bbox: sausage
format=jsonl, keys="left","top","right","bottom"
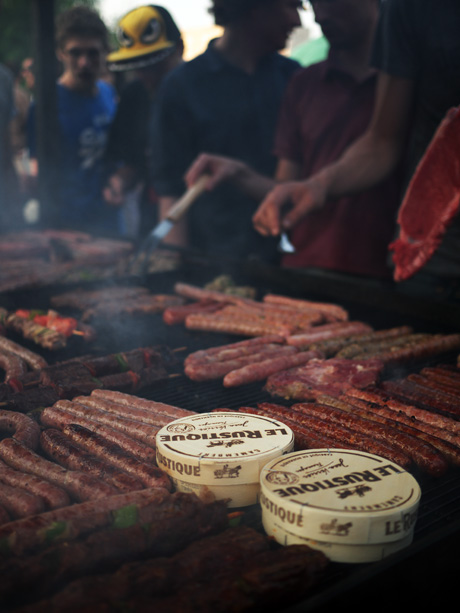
{"left": 335, "top": 332, "right": 428, "bottom": 359}
{"left": 355, "top": 386, "right": 460, "bottom": 435}
{"left": 332, "top": 393, "right": 460, "bottom": 468}
{"left": 163, "top": 300, "right": 225, "bottom": 325}
{"left": 40, "top": 405, "right": 159, "bottom": 460}
{"left": 362, "top": 334, "right": 460, "bottom": 367}
{"left": 0, "top": 481, "right": 45, "bottom": 519}
{"left": 40, "top": 429, "right": 145, "bottom": 493}
{"left": 85, "top": 389, "right": 194, "bottom": 420}
{"left": 406, "top": 373, "right": 460, "bottom": 397}
{"left": 185, "top": 312, "right": 293, "bottom": 337}
{"left": 62, "top": 424, "right": 171, "bottom": 490}
{"left": 294, "top": 400, "right": 449, "bottom": 477}
{"left": 0, "top": 410, "right": 40, "bottom": 450}
{"left": 0, "top": 487, "right": 172, "bottom": 558}
{"left": 185, "top": 335, "right": 286, "bottom": 364}
{"left": 242, "top": 405, "right": 342, "bottom": 450}
{"left": 0, "top": 335, "right": 48, "bottom": 370}
{"left": 0, "top": 349, "right": 28, "bottom": 382}
{"left": 0, "top": 437, "right": 119, "bottom": 502}
{"left": 419, "top": 367, "right": 460, "bottom": 393}
{"left": 340, "top": 389, "right": 460, "bottom": 445}
{"left": 174, "top": 282, "right": 251, "bottom": 305}
{"left": 286, "top": 321, "right": 374, "bottom": 347}
{"left": 185, "top": 346, "right": 301, "bottom": 382}
{"left": 262, "top": 293, "right": 349, "bottom": 321}
{"left": 223, "top": 350, "right": 323, "bottom": 387}
{"left": 0, "top": 458, "right": 70, "bottom": 510}
{"left": 381, "top": 379, "right": 460, "bottom": 419}
{"left": 52, "top": 399, "right": 165, "bottom": 444}
{"left": 255, "top": 402, "right": 413, "bottom": 469}
{"left": 220, "top": 303, "right": 324, "bottom": 328}
{"left": 185, "top": 342, "right": 290, "bottom": 367}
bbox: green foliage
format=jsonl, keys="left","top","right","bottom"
{"left": 0, "top": 0, "right": 101, "bottom": 67}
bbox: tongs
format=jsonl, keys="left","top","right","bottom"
{"left": 131, "top": 174, "right": 209, "bottom": 278}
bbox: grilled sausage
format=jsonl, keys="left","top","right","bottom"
{"left": 40, "top": 405, "right": 159, "bottom": 459}
{"left": 89, "top": 389, "right": 194, "bottom": 419}
{"left": 185, "top": 346, "right": 301, "bottom": 382}
{"left": 0, "top": 458, "right": 70, "bottom": 510}
{"left": 62, "top": 424, "right": 172, "bottom": 490}
{"left": 40, "top": 429, "right": 145, "bottom": 493}
{"left": 0, "top": 437, "right": 119, "bottom": 502}
{"left": 223, "top": 350, "right": 323, "bottom": 387}
{"left": 0, "top": 349, "right": 28, "bottom": 382}
{"left": 185, "top": 335, "right": 286, "bottom": 364}
{"left": 0, "top": 410, "right": 40, "bottom": 450}
{"left": 0, "top": 336, "right": 48, "bottom": 370}
{"left": 262, "top": 293, "right": 349, "bottom": 321}
{"left": 255, "top": 402, "right": 412, "bottom": 469}
{"left": 295, "top": 400, "right": 450, "bottom": 476}
{"left": 286, "top": 321, "right": 373, "bottom": 347}
{"left": 0, "top": 481, "right": 45, "bottom": 519}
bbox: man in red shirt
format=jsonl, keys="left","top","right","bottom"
{"left": 186, "top": 0, "right": 402, "bottom": 277}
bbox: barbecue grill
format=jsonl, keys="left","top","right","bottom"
{"left": 1, "top": 246, "right": 459, "bottom": 611}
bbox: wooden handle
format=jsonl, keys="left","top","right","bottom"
{"left": 166, "top": 175, "right": 210, "bottom": 223}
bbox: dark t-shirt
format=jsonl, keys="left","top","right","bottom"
{"left": 274, "top": 61, "right": 401, "bottom": 277}
{"left": 372, "top": 0, "right": 460, "bottom": 279}
{"left": 150, "top": 40, "right": 300, "bottom": 263}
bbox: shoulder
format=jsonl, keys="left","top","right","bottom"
{"left": 271, "top": 53, "right": 301, "bottom": 75}
{"left": 284, "top": 61, "right": 325, "bottom": 92}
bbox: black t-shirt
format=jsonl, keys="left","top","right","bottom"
{"left": 372, "top": 0, "right": 460, "bottom": 279}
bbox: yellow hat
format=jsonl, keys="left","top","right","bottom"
{"left": 107, "top": 5, "right": 181, "bottom": 71}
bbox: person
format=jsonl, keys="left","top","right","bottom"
{"left": 21, "top": 58, "right": 35, "bottom": 96}
{"left": 149, "top": 0, "right": 303, "bottom": 263}
{"left": 252, "top": 0, "right": 460, "bottom": 293}
{"left": 104, "top": 4, "right": 184, "bottom": 240}
{"left": 27, "top": 6, "right": 119, "bottom": 236}
{"left": 187, "top": 0, "right": 401, "bottom": 278}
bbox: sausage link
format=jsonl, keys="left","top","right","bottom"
{"left": 0, "top": 437, "right": 119, "bottom": 502}
{"left": 0, "top": 458, "right": 70, "bottom": 510}
{"left": 62, "top": 424, "right": 171, "bottom": 490}
{"left": 0, "top": 349, "right": 28, "bottom": 382}
{"left": 223, "top": 350, "right": 323, "bottom": 387}
{"left": 0, "top": 336, "right": 48, "bottom": 370}
{"left": 40, "top": 429, "right": 145, "bottom": 493}
{"left": 262, "top": 293, "right": 349, "bottom": 321}
{"left": 286, "top": 321, "right": 373, "bottom": 347}
{"left": 0, "top": 481, "right": 45, "bottom": 519}
{"left": 89, "top": 389, "right": 194, "bottom": 420}
{"left": 0, "top": 410, "right": 40, "bottom": 450}
{"left": 185, "top": 335, "right": 286, "bottom": 364}
{"left": 256, "top": 402, "right": 412, "bottom": 469}
{"left": 40, "top": 405, "right": 159, "bottom": 462}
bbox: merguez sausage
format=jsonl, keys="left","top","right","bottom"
{"left": 40, "top": 405, "right": 159, "bottom": 461}
{"left": 286, "top": 321, "right": 373, "bottom": 347}
{"left": 0, "top": 437, "right": 119, "bottom": 502}
{"left": 62, "top": 424, "right": 172, "bottom": 490}
{"left": 89, "top": 389, "right": 194, "bottom": 419}
{"left": 40, "top": 429, "right": 145, "bottom": 493}
{"left": 294, "top": 401, "right": 449, "bottom": 476}
{"left": 255, "top": 403, "right": 413, "bottom": 469}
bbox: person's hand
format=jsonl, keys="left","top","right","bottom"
{"left": 252, "top": 176, "right": 327, "bottom": 236}
{"left": 185, "top": 153, "right": 246, "bottom": 191}
{"left": 103, "top": 173, "right": 125, "bottom": 207}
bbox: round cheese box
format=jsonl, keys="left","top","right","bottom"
{"left": 156, "top": 411, "right": 295, "bottom": 507}
{"left": 262, "top": 511, "right": 414, "bottom": 563}
{"left": 260, "top": 448, "right": 421, "bottom": 547}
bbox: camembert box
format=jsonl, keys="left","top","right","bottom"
{"left": 259, "top": 448, "right": 421, "bottom": 561}
{"left": 156, "top": 412, "right": 294, "bottom": 507}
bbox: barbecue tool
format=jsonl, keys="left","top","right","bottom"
{"left": 131, "top": 175, "right": 210, "bottom": 278}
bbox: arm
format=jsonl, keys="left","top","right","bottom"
{"left": 253, "top": 74, "right": 415, "bottom": 236}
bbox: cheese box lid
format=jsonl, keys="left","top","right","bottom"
{"left": 262, "top": 510, "right": 414, "bottom": 563}
{"left": 156, "top": 412, "right": 294, "bottom": 485}
{"left": 260, "top": 448, "right": 421, "bottom": 545}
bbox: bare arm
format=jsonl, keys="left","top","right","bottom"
{"left": 253, "top": 74, "right": 416, "bottom": 236}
